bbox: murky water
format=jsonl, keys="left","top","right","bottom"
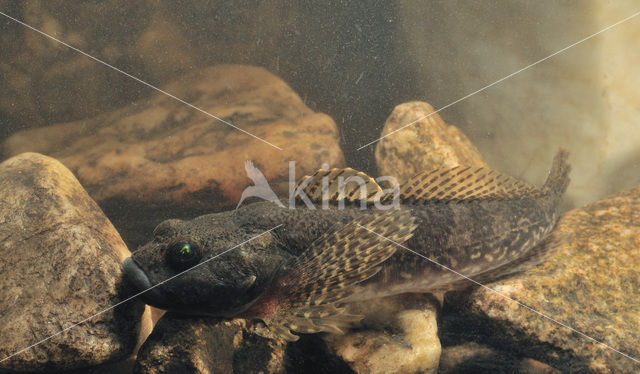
{"left": 1, "top": 1, "right": 639, "bottom": 373}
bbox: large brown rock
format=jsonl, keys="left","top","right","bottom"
{"left": 375, "top": 101, "right": 486, "bottom": 184}
{"left": 324, "top": 294, "right": 441, "bottom": 374}
{"left": 134, "top": 314, "right": 286, "bottom": 374}
{"left": 2, "top": 65, "right": 344, "bottom": 207}
{"left": 0, "top": 153, "right": 144, "bottom": 372}
{"left": 2, "top": 64, "right": 345, "bottom": 247}
{"left": 1, "top": 1, "right": 403, "bottom": 174}
{"left": 450, "top": 183, "right": 640, "bottom": 373}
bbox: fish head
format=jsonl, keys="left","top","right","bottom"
{"left": 123, "top": 212, "right": 286, "bottom": 317}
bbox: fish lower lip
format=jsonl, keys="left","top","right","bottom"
{"left": 123, "top": 257, "right": 170, "bottom": 307}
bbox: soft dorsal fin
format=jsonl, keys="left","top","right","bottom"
{"left": 401, "top": 166, "right": 541, "bottom": 203}
{"left": 296, "top": 168, "right": 382, "bottom": 204}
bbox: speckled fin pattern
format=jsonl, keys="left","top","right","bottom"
{"left": 296, "top": 153, "right": 568, "bottom": 206}
{"left": 400, "top": 166, "right": 540, "bottom": 203}
{"left": 401, "top": 149, "right": 570, "bottom": 203}
{"left": 255, "top": 210, "right": 417, "bottom": 341}
{"left": 295, "top": 167, "right": 383, "bottom": 204}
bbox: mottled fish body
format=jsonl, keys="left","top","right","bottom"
{"left": 124, "top": 150, "right": 570, "bottom": 340}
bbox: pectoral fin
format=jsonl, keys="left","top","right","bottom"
{"left": 245, "top": 210, "right": 416, "bottom": 341}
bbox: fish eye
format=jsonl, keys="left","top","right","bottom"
{"left": 166, "top": 242, "right": 202, "bottom": 271}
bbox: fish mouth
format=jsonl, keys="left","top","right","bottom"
{"left": 123, "top": 257, "right": 259, "bottom": 317}
{"left": 123, "top": 257, "right": 171, "bottom": 308}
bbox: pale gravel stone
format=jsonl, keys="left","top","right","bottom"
{"left": 375, "top": 101, "right": 487, "bottom": 185}
{"left": 0, "top": 153, "right": 144, "bottom": 372}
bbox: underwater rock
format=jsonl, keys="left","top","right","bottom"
{"left": 0, "top": 153, "right": 144, "bottom": 372}
{"left": 2, "top": 64, "right": 345, "bottom": 247}
{"left": 323, "top": 294, "right": 441, "bottom": 374}
{"left": 449, "top": 183, "right": 640, "bottom": 373}
{"left": 374, "top": 101, "right": 486, "bottom": 184}
{"left": 438, "top": 342, "right": 515, "bottom": 374}
{"left": 438, "top": 342, "right": 560, "bottom": 374}
{"left": 134, "top": 313, "right": 286, "bottom": 374}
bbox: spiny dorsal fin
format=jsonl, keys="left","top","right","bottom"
{"left": 249, "top": 210, "right": 417, "bottom": 341}
{"left": 401, "top": 166, "right": 541, "bottom": 203}
{"left": 295, "top": 167, "right": 382, "bottom": 204}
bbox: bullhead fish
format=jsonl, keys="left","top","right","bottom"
{"left": 124, "top": 150, "right": 570, "bottom": 341}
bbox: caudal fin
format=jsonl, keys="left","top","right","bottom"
{"left": 541, "top": 148, "right": 571, "bottom": 197}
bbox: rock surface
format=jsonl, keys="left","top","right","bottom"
{"left": 324, "top": 294, "right": 441, "bottom": 374}
{"left": 2, "top": 64, "right": 345, "bottom": 247}
{"left": 449, "top": 183, "right": 640, "bottom": 373}
{"left": 134, "top": 313, "right": 286, "bottom": 374}
{"left": 438, "top": 342, "right": 560, "bottom": 374}
{"left": 0, "top": 153, "right": 144, "bottom": 372}
{"left": 375, "top": 101, "right": 487, "bottom": 184}
{"left": 0, "top": 1, "right": 404, "bottom": 165}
